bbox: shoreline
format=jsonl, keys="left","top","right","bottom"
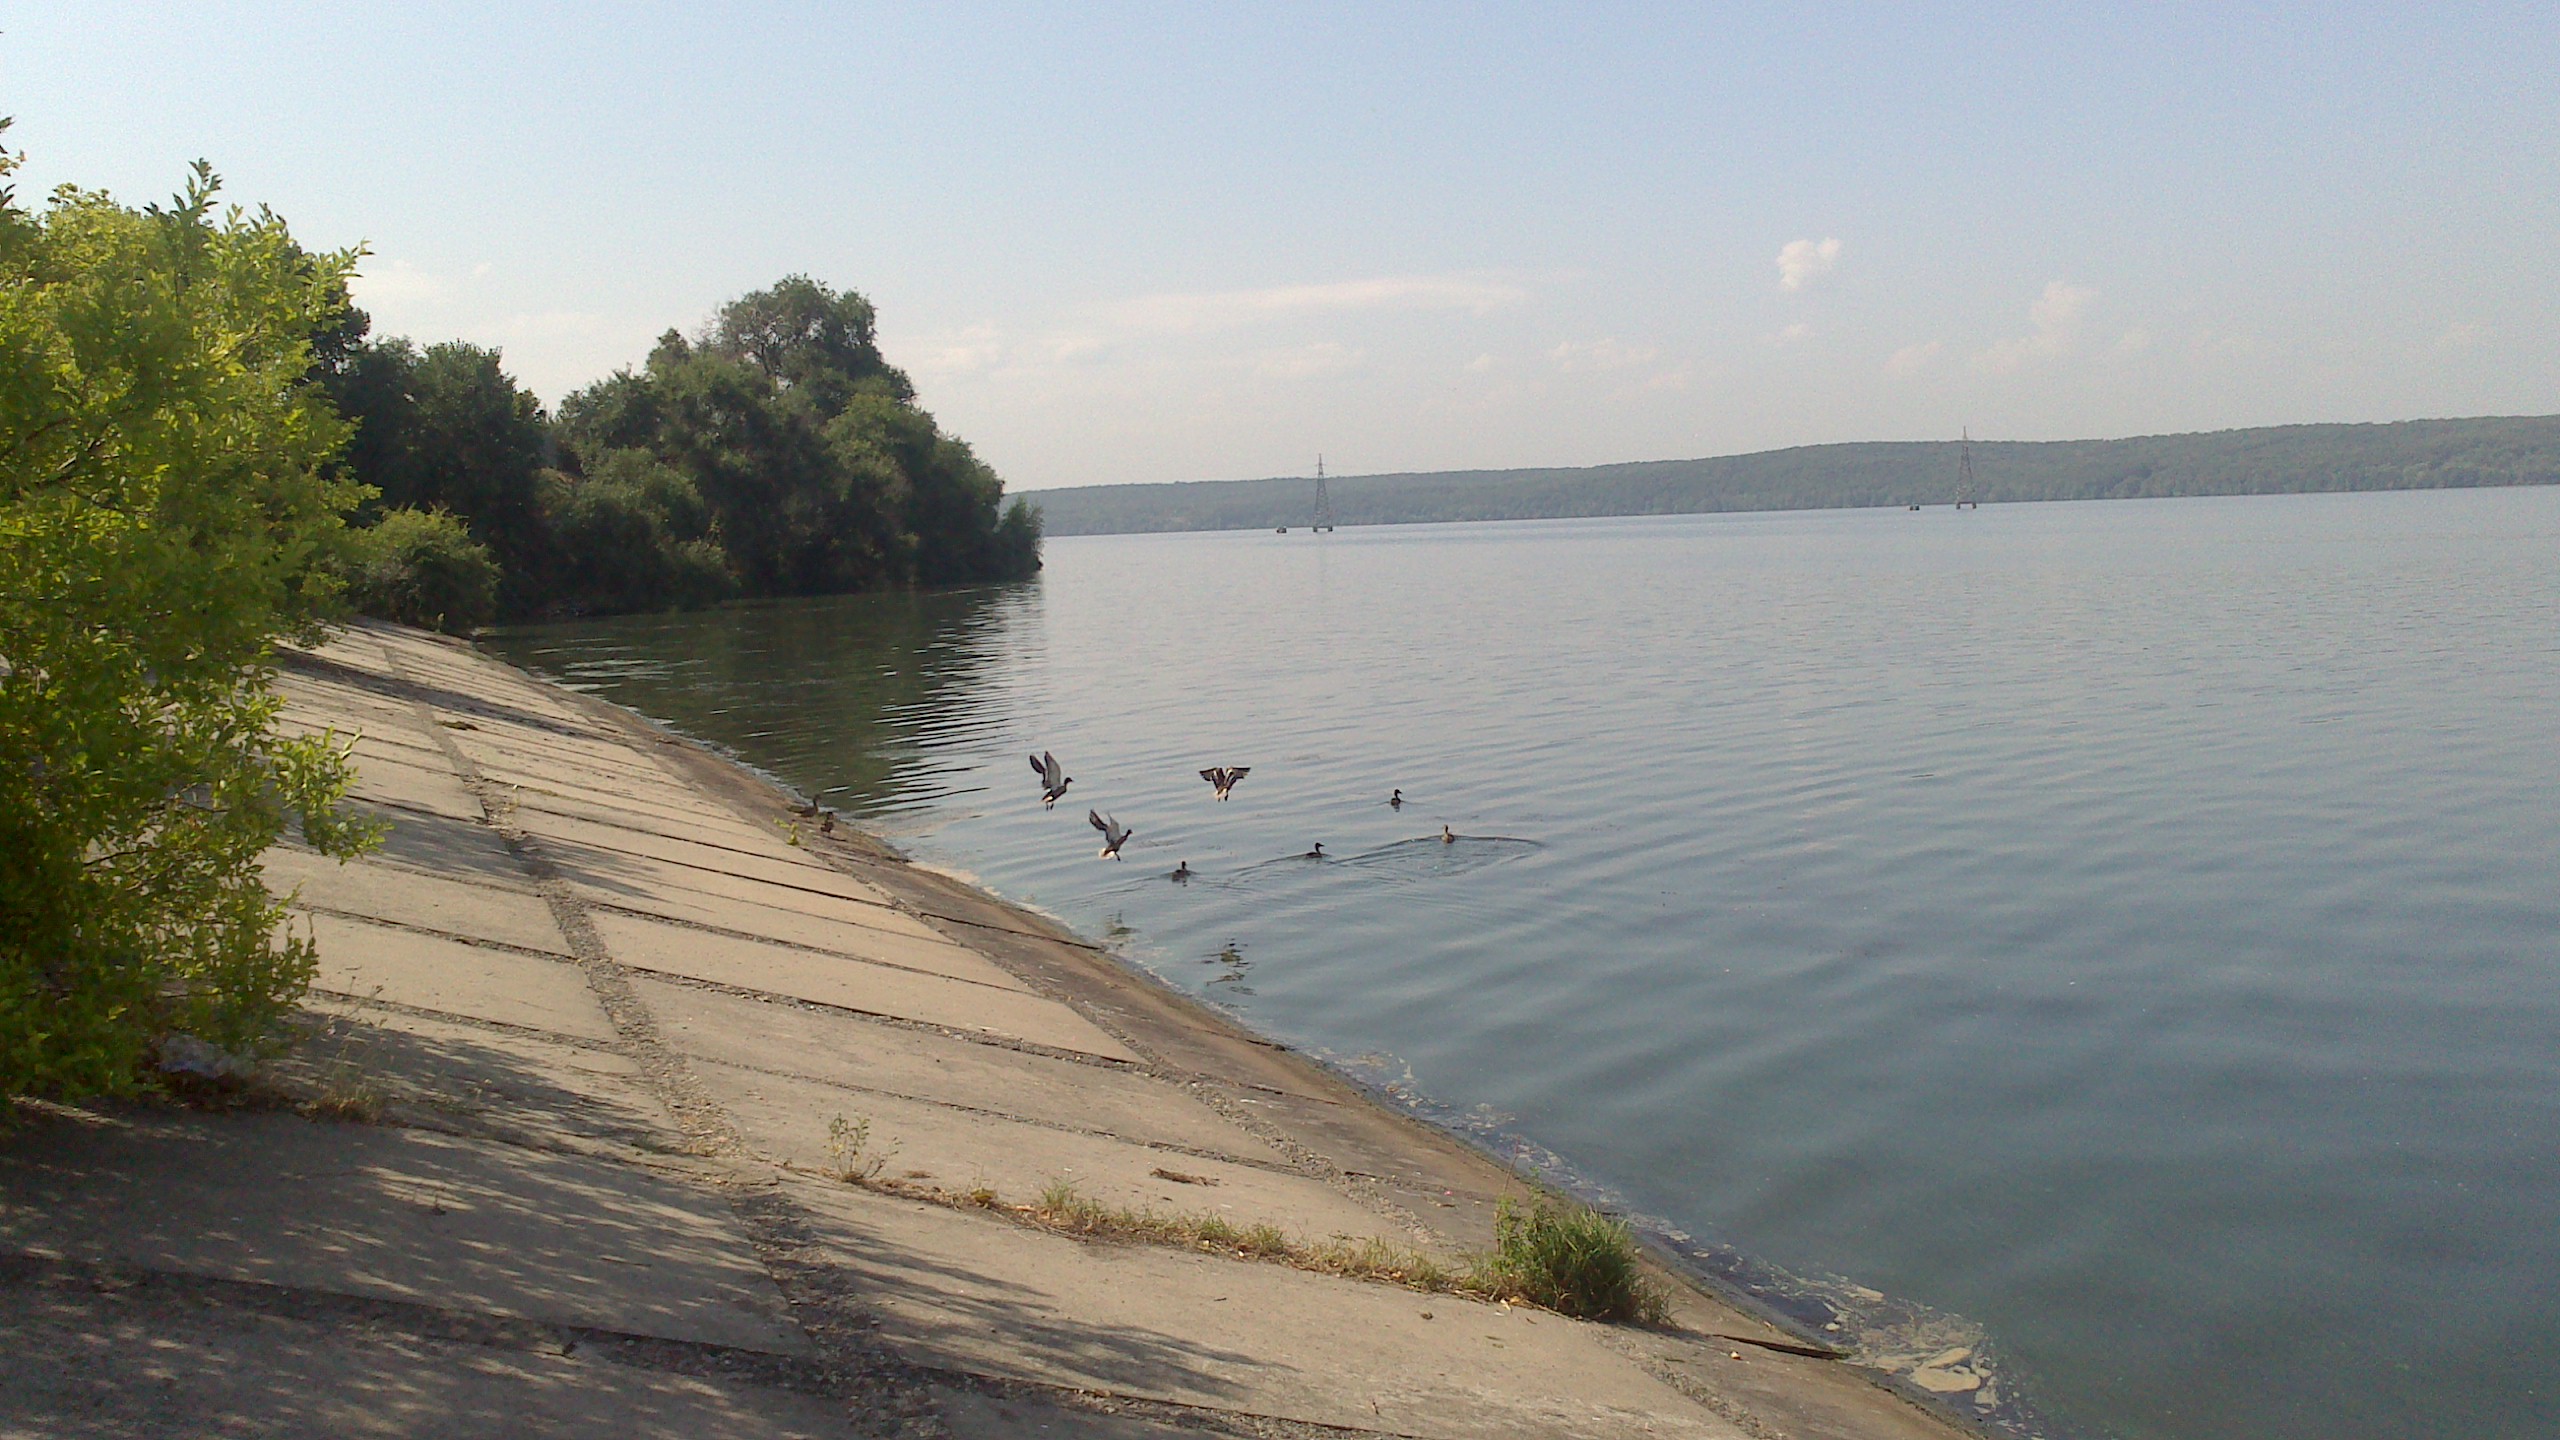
{"left": 5, "top": 618, "right": 1990, "bottom": 1439}
{"left": 493, "top": 631, "right": 2017, "bottom": 1435}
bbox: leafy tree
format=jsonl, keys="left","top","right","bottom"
{"left": 554, "top": 275, "right": 1039, "bottom": 605}
{"left": 325, "top": 336, "right": 552, "bottom": 598}
{"left": 706, "top": 273, "right": 915, "bottom": 411}
{"left": 0, "top": 143, "right": 376, "bottom": 1099}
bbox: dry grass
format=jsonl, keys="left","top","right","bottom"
{"left": 817, "top": 1164, "right": 1667, "bottom": 1326}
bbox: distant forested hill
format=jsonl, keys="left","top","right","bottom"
{"left": 1026, "top": 416, "right": 2560, "bottom": 535}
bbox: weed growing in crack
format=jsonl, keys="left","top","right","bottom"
{"left": 826, "top": 1113, "right": 895, "bottom": 1182}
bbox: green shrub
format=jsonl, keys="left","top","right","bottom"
{"left": 1473, "top": 1199, "right": 1668, "bottom": 1324}
{"left": 0, "top": 144, "right": 377, "bottom": 1101}
{"left": 342, "top": 507, "right": 500, "bottom": 633}
{"left": 525, "top": 458, "right": 733, "bottom": 616}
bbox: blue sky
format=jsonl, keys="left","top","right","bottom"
{"left": 9, "top": 3, "right": 2555, "bottom": 488}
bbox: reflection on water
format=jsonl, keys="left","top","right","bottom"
{"left": 487, "top": 487, "right": 2560, "bottom": 1440}
{"left": 490, "top": 586, "right": 1033, "bottom": 815}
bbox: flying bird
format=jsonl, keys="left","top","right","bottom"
{"left": 1199, "top": 766, "right": 1251, "bottom": 801}
{"left": 1028, "top": 751, "right": 1073, "bottom": 808}
{"left": 1089, "top": 810, "right": 1133, "bottom": 859}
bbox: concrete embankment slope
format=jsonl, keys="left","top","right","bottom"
{"left": 2, "top": 620, "right": 1978, "bottom": 1439}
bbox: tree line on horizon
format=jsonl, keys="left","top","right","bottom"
{"left": 1026, "top": 417, "right": 2560, "bottom": 535}
{"left": 322, "top": 274, "right": 1041, "bottom": 630}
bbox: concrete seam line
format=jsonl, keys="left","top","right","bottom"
{"left": 289, "top": 904, "right": 578, "bottom": 960}
{"left": 601, "top": 967, "right": 1145, "bottom": 1071}
{"left": 379, "top": 638, "right": 958, "bottom": 1440}
{"left": 682, "top": 1053, "right": 1314, "bottom": 1174}
{"left": 300, "top": 987, "right": 629, "bottom": 1053}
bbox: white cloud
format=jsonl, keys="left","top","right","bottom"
{"left": 1252, "top": 341, "right": 1366, "bottom": 380}
{"left": 1550, "top": 336, "right": 1659, "bottom": 372}
{"left": 1774, "top": 322, "right": 1813, "bottom": 345}
{"left": 498, "top": 310, "right": 605, "bottom": 341}
{"left": 1776, "top": 237, "right": 1842, "bottom": 292}
{"left": 912, "top": 324, "right": 1008, "bottom": 376}
{"left": 1887, "top": 341, "right": 1944, "bottom": 375}
{"left": 2116, "top": 327, "right": 2152, "bottom": 353}
{"left": 1101, "top": 272, "right": 1530, "bottom": 333}
{"left": 348, "top": 257, "right": 459, "bottom": 309}
{"left": 1644, "top": 366, "right": 1696, "bottom": 392}
{"left": 1976, "top": 280, "right": 2097, "bottom": 372}
{"left": 2436, "top": 321, "right": 2489, "bottom": 350}
{"left": 1463, "top": 352, "right": 1499, "bottom": 374}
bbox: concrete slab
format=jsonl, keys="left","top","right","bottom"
{"left": 343, "top": 803, "right": 528, "bottom": 885}
{"left": 639, "top": 980, "right": 1276, "bottom": 1162}
{"left": 555, "top": 845, "right": 903, "bottom": 923}
{"left": 931, "top": 1386, "right": 1204, "bottom": 1439}
{"left": 285, "top": 1003, "right": 667, "bottom": 1153}
{"left": 456, "top": 738, "right": 704, "bottom": 797}
{"left": 266, "top": 850, "right": 568, "bottom": 954}
{"left": 347, "top": 753, "right": 486, "bottom": 822}
{"left": 0, "top": 1283, "right": 850, "bottom": 1440}
{"left": 586, "top": 912, "right": 1135, "bottom": 1062}
{"left": 788, "top": 1180, "right": 1738, "bottom": 1440}
{"left": 279, "top": 692, "right": 422, "bottom": 738}
{"left": 449, "top": 724, "right": 687, "bottom": 774}
{"left": 518, "top": 805, "right": 833, "bottom": 873}
{"left": 275, "top": 716, "right": 450, "bottom": 764}
{"left": 0, "top": 1110, "right": 811, "bottom": 1357}
{"left": 583, "top": 885, "right": 1006, "bottom": 988}
{"left": 701, "top": 1062, "right": 1415, "bottom": 1248}
{"left": 303, "top": 912, "right": 617, "bottom": 1043}
{"left": 591, "top": 887, "right": 1015, "bottom": 978}
{"left": 508, "top": 787, "right": 792, "bottom": 853}
{"left": 349, "top": 728, "right": 458, "bottom": 766}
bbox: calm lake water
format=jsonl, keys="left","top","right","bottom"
{"left": 486, "top": 487, "right": 2560, "bottom": 1440}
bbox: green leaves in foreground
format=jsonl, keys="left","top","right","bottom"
{"left": 0, "top": 135, "right": 377, "bottom": 1100}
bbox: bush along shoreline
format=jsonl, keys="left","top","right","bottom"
{"left": 1, "top": 143, "right": 379, "bottom": 1100}
{"left": 321, "top": 274, "right": 1042, "bottom": 632}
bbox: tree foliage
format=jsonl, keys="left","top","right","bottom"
{"left": 552, "top": 275, "right": 1040, "bottom": 609}
{"left": 340, "top": 507, "right": 501, "bottom": 634}
{"left": 318, "top": 274, "right": 1038, "bottom": 625}
{"left": 0, "top": 143, "right": 375, "bottom": 1099}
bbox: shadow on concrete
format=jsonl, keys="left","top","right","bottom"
{"left": 0, "top": 1265, "right": 846, "bottom": 1440}
{"left": 783, "top": 1185, "right": 1266, "bottom": 1410}
{"left": 0, "top": 1077, "right": 800, "bottom": 1357}
{"left": 318, "top": 804, "right": 524, "bottom": 883}
{"left": 283, "top": 647, "right": 607, "bottom": 746}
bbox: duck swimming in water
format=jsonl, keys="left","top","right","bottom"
{"left": 1170, "top": 860, "right": 1192, "bottom": 882}
{"left": 1389, "top": 788, "right": 1403, "bottom": 809}
{"left": 1303, "top": 841, "right": 1325, "bottom": 859}
{"left": 1441, "top": 825, "right": 1456, "bottom": 844}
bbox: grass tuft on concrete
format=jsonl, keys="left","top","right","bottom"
{"left": 1017, "top": 1181, "right": 1662, "bottom": 1324}
{"left": 1473, "top": 1198, "right": 1667, "bottom": 1324}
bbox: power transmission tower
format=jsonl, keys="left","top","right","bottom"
{"left": 1954, "top": 428, "right": 1979, "bottom": 509}
{"left": 1311, "top": 454, "right": 1336, "bottom": 531}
